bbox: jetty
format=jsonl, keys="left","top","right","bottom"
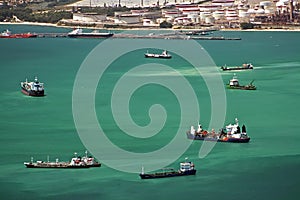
{"left": 111, "top": 33, "right": 241, "bottom": 40}
{"left": 35, "top": 32, "right": 240, "bottom": 40}
{"left": 36, "top": 33, "right": 68, "bottom": 37}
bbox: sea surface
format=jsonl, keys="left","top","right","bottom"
{"left": 0, "top": 25, "right": 300, "bottom": 199}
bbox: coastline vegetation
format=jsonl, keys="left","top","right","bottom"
{"left": 0, "top": 2, "right": 161, "bottom": 23}
{"left": 0, "top": 4, "right": 72, "bottom": 23}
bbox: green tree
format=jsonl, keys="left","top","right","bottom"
{"left": 160, "top": 21, "right": 172, "bottom": 28}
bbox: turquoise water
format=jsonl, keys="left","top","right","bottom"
{"left": 0, "top": 25, "right": 300, "bottom": 199}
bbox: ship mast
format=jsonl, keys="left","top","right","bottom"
{"left": 141, "top": 166, "right": 144, "bottom": 175}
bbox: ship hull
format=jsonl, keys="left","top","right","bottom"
{"left": 21, "top": 87, "right": 45, "bottom": 97}
{"left": 24, "top": 163, "right": 90, "bottom": 168}
{"left": 221, "top": 67, "right": 253, "bottom": 71}
{"left": 140, "top": 169, "right": 196, "bottom": 179}
{"left": 0, "top": 34, "right": 37, "bottom": 38}
{"left": 144, "top": 54, "right": 172, "bottom": 59}
{"left": 68, "top": 33, "right": 113, "bottom": 38}
{"left": 87, "top": 163, "right": 101, "bottom": 167}
{"left": 226, "top": 85, "right": 256, "bottom": 90}
{"left": 187, "top": 133, "right": 250, "bottom": 143}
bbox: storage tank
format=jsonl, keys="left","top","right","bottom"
{"left": 239, "top": 10, "right": 249, "bottom": 18}
{"left": 260, "top": 1, "right": 272, "bottom": 8}
{"left": 188, "top": 14, "right": 200, "bottom": 23}
{"left": 205, "top": 16, "right": 215, "bottom": 24}
{"left": 213, "top": 10, "right": 225, "bottom": 20}
{"left": 200, "top": 12, "right": 211, "bottom": 21}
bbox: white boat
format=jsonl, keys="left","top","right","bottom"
{"left": 21, "top": 77, "right": 45, "bottom": 97}
{"left": 144, "top": 50, "right": 172, "bottom": 59}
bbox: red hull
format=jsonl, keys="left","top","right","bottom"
{"left": 21, "top": 88, "right": 45, "bottom": 97}
{"left": 0, "top": 33, "right": 37, "bottom": 38}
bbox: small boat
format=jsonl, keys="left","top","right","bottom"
{"left": 221, "top": 63, "right": 253, "bottom": 71}
{"left": 24, "top": 151, "right": 101, "bottom": 168}
{"left": 226, "top": 74, "right": 256, "bottom": 90}
{"left": 21, "top": 77, "right": 45, "bottom": 97}
{"left": 144, "top": 50, "right": 172, "bottom": 59}
{"left": 186, "top": 118, "right": 250, "bottom": 143}
{"left": 0, "top": 29, "right": 37, "bottom": 38}
{"left": 139, "top": 158, "right": 196, "bottom": 179}
{"left": 67, "top": 28, "right": 114, "bottom": 38}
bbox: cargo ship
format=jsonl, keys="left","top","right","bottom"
{"left": 139, "top": 159, "right": 196, "bottom": 179}
{"left": 0, "top": 29, "right": 37, "bottom": 38}
{"left": 221, "top": 63, "right": 253, "bottom": 71}
{"left": 226, "top": 74, "right": 256, "bottom": 90}
{"left": 24, "top": 151, "right": 101, "bottom": 168}
{"left": 186, "top": 118, "right": 250, "bottom": 143}
{"left": 67, "top": 28, "right": 114, "bottom": 38}
{"left": 144, "top": 50, "right": 172, "bottom": 59}
{"left": 21, "top": 77, "right": 45, "bottom": 97}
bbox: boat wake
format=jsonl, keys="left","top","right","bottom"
{"left": 124, "top": 67, "right": 222, "bottom": 77}
{"left": 263, "top": 62, "right": 300, "bottom": 69}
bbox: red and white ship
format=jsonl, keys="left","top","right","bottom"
{"left": 21, "top": 77, "right": 45, "bottom": 97}
{"left": 0, "top": 29, "right": 37, "bottom": 38}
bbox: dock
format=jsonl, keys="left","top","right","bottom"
{"left": 35, "top": 33, "right": 241, "bottom": 40}
{"left": 36, "top": 33, "right": 68, "bottom": 38}
{"left": 111, "top": 33, "right": 241, "bottom": 40}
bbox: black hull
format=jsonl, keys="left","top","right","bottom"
{"left": 68, "top": 33, "right": 113, "bottom": 38}
{"left": 140, "top": 169, "right": 196, "bottom": 179}
{"left": 21, "top": 87, "right": 44, "bottom": 97}
{"left": 187, "top": 134, "right": 250, "bottom": 143}
{"left": 144, "top": 54, "right": 172, "bottom": 59}
{"left": 221, "top": 67, "right": 253, "bottom": 71}
{"left": 87, "top": 163, "right": 101, "bottom": 167}
{"left": 226, "top": 85, "right": 256, "bottom": 90}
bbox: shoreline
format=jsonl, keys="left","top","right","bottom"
{"left": 1, "top": 21, "right": 300, "bottom": 32}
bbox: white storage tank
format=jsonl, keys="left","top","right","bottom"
{"left": 200, "top": 12, "right": 211, "bottom": 21}
{"left": 213, "top": 10, "right": 225, "bottom": 20}
{"left": 188, "top": 14, "right": 200, "bottom": 23}
{"left": 205, "top": 16, "right": 215, "bottom": 24}
{"left": 239, "top": 10, "right": 249, "bottom": 18}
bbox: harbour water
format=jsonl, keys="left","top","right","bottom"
{"left": 0, "top": 25, "right": 300, "bottom": 199}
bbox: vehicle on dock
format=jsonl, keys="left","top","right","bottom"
{"left": 0, "top": 29, "right": 37, "bottom": 38}
{"left": 24, "top": 151, "right": 101, "bottom": 168}
{"left": 226, "top": 74, "right": 256, "bottom": 90}
{"left": 67, "top": 28, "right": 113, "bottom": 38}
{"left": 144, "top": 50, "right": 172, "bottom": 59}
{"left": 21, "top": 77, "right": 45, "bottom": 97}
{"left": 221, "top": 63, "right": 253, "bottom": 71}
{"left": 139, "top": 158, "right": 196, "bottom": 179}
{"left": 186, "top": 118, "right": 250, "bottom": 143}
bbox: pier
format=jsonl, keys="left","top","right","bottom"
{"left": 35, "top": 33, "right": 241, "bottom": 40}
{"left": 111, "top": 33, "right": 241, "bottom": 40}
{"left": 36, "top": 33, "right": 68, "bottom": 37}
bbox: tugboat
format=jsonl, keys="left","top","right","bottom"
{"left": 24, "top": 151, "right": 101, "bottom": 168}
{"left": 186, "top": 118, "right": 250, "bottom": 143}
{"left": 226, "top": 74, "right": 256, "bottom": 90}
{"left": 144, "top": 50, "right": 172, "bottom": 59}
{"left": 67, "top": 28, "right": 113, "bottom": 38}
{"left": 0, "top": 29, "right": 37, "bottom": 38}
{"left": 139, "top": 158, "right": 196, "bottom": 179}
{"left": 221, "top": 63, "right": 253, "bottom": 71}
{"left": 21, "top": 77, "right": 45, "bottom": 97}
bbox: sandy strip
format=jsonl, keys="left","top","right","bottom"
{"left": 1, "top": 21, "right": 300, "bottom": 31}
